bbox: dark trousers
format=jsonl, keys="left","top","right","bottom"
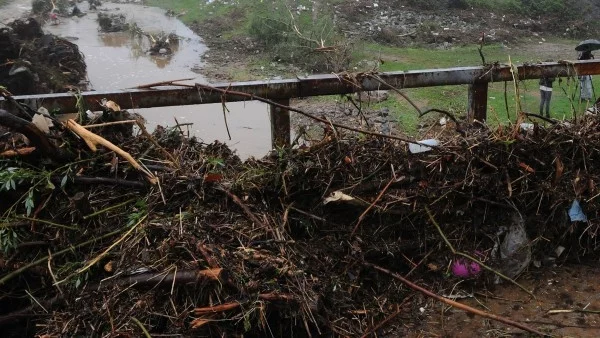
{"left": 540, "top": 90, "right": 552, "bottom": 117}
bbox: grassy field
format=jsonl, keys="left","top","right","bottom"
{"left": 145, "top": 0, "right": 595, "bottom": 134}
{"left": 352, "top": 41, "right": 595, "bottom": 133}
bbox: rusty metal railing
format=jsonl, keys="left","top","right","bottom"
{"left": 2, "top": 60, "right": 600, "bottom": 148}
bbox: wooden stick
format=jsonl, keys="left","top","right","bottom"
{"left": 193, "top": 302, "right": 240, "bottom": 315}
{"left": 82, "top": 120, "right": 138, "bottom": 128}
{"left": 51, "top": 176, "right": 148, "bottom": 189}
{"left": 363, "top": 262, "right": 547, "bottom": 336}
{"left": 218, "top": 186, "right": 268, "bottom": 229}
{"left": 65, "top": 119, "right": 157, "bottom": 184}
{"left": 109, "top": 268, "right": 222, "bottom": 288}
{"left": 351, "top": 177, "right": 395, "bottom": 237}
{"left": 131, "top": 77, "right": 195, "bottom": 89}
{"left": 190, "top": 292, "right": 300, "bottom": 328}
{"left": 0, "top": 147, "right": 36, "bottom": 157}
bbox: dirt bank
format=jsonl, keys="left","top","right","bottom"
{"left": 189, "top": 0, "right": 595, "bottom": 83}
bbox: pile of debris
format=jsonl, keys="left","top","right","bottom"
{"left": 147, "top": 33, "right": 178, "bottom": 55}
{"left": 0, "top": 87, "right": 599, "bottom": 336}
{"left": 97, "top": 13, "right": 129, "bottom": 32}
{"left": 0, "top": 18, "right": 87, "bottom": 95}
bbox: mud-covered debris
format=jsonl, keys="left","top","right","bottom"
{"left": 97, "top": 13, "right": 128, "bottom": 32}
{"left": 3, "top": 91, "right": 600, "bottom": 336}
{"left": 0, "top": 18, "right": 87, "bottom": 95}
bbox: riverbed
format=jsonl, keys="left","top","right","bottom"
{"left": 3, "top": 0, "right": 271, "bottom": 159}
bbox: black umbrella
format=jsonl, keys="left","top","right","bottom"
{"left": 576, "top": 39, "right": 600, "bottom": 52}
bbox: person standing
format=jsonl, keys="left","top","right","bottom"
{"left": 579, "top": 50, "right": 594, "bottom": 103}
{"left": 539, "top": 76, "right": 555, "bottom": 117}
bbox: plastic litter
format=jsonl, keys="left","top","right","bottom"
{"left": 451, "top": 258, "right": 481, "bottom": 278}
{"left": 492, "top": 212, "right": 531, "bottom": 281}
{"left": 408, "top": 139, "right": 439, "bottom": 154}
{"left": 568, "top": 199, "right": 587, "bottom": 222}
{"left": 519, "top": 123, "right": 534, "bottom": 131}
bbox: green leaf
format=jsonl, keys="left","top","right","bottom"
{"left": 46, "top": 180, "right": 56, "bottom": 190}
{"left": 9, "top": 179, "right": 16, "bottom": 190}
{"left": 61, "top": 175, "right": 68, "bottom": 188}
{"left": 75, "top": 278, "right": 81, "bottom": 288}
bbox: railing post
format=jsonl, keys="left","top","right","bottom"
{"left": 467, "top": 82, "right": 488, "bottom": 122}
{"left": 269, "top": 99, "right": 291, "bottom": 149}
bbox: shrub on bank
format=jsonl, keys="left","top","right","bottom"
{"left": 247, "top": 0, "right": 350, "bottom": 72}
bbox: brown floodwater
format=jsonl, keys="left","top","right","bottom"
{"left": 41, "top": 2, "right": 270, "bottom": 159}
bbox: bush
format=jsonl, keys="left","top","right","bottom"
{"left": 32, "top": 0, "right": 69, "bottom": 15}
{"left": 247, "top": 0, "right": 350, "bottom": 72}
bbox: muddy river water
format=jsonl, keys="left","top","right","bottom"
{"left": 4, "top": 0, "right": 271, "bottom": 159}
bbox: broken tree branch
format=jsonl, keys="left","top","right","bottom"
{"left": 351, "top": 177, "right": 395, "bottom": 237}
{"left": 218, "top": 185, "right": 268, "bottom": 228}
{"left": 65, "top": 118, "right": 157, "bottom": 183}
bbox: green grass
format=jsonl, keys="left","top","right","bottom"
{"left": 351, "top": 40, "right": 595, "bottom": 132}
{"left": 145, "top": 0, "right": 229, "bottom": 24}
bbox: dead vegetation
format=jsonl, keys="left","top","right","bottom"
{"left": 0, "top": 18, "right": 87, "bottom": 95}
{"left": 1, "top": 78, "right": 600, "bottom": 336}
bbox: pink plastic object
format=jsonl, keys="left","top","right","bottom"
{"left": 451, "top": 258, "right": 481, "bottom": 278}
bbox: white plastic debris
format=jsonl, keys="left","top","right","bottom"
{"left": 555, "top": 246, "right": 565, "bottom": 258}
{"left": 519, "top": 123, "right": 534, "bottom": 131}
{"left": 86, "top": 109, "right": 102, "bottom": 120}
{"left": 408, "top": 139, "right": 439, "bottom": 154}
{"left": 323, "top": 191, "right": 355, "bottom": 205}
{"left": 31, "top": 107, "right": 54, "bottom": 134}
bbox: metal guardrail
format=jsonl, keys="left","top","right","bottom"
{"left": 2, "top": 60, "right": 600, "bottom": 148}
